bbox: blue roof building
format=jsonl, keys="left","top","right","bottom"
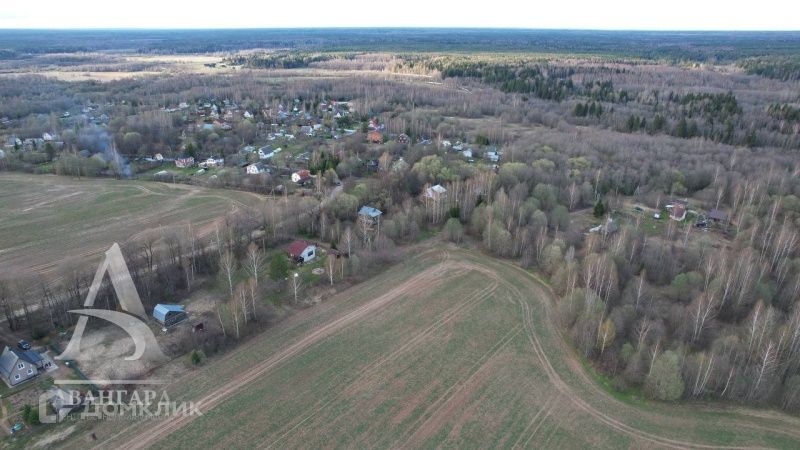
{"left": 358, "top": 206, "right": 383, "bottom": 218}
{"left": 153, "top": 304, "right": 188, "bottom": 327}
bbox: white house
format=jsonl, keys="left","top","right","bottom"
{"left": 198, "top": 157, "right": 224, "bottom": 169}
{"left": 246, "top": 163, "right": 269, "bottom": 175}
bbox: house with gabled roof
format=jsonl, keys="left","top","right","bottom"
{"left": 292, "top": 169, "right": 312, "bottom": 184}
{"left": 0, "top": 346, "right": 39, "bottom": 386}
{"left": 246, "top": 162, "right": 269, "bottom": 175}
{"left": 286, "top": 240, "right": 316, "bottom": 263}
{"left": 358, "top": 206, "right": 383, "bottom": 224}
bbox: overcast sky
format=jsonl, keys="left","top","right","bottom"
{"left": 0, "top": 0, "right": 797, "bottom": 30}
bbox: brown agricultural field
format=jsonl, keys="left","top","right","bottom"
{"left": 0, "top": 173, "right": 265, "bottom": 287}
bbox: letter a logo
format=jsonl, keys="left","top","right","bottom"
{"left": 57, "top": 243, "right": 166, "bottom": 362}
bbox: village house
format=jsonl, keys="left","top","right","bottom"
{"left": 286, "top": 240, "right": 316, "bottom": 263}
{"left": 292, "top": 169, "right": 312, "bottom": 184}
{"left": 175, "top": 157, "right": 195, "bottom": 168}
{"left": 358, "top": 206, "right": 383, "bottom": 225}
{"left": 367, "top": 130, "right": 383, "bottom": 144}
{"left": 198, "top": 157, "right": 224, "bottom": 169}
{"left": 669, "top": 202, "right": 688, "bottom": 221}
{"left": 259, "top": 146, "right": 281, "bottom": 160}
{"left": 246, "top": 162, "right": 269, "bottom": 175}
{"left": 0, "top": 346, "right": 47, "bottom": 386}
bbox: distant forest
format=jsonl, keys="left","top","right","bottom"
{"left": 2, "top": 29, "right": 800, "bottom": 64}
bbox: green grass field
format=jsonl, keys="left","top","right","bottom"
{"left": 0, "top": 173, "right": 265, "bottom": 286}
{"left": 60, "top": 246, "right": 800, "bottom": 449}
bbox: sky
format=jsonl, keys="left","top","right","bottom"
{"left": 0, "top": 0, "right": 798, "bottom": 30}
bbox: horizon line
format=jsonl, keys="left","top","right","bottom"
{"left": 0, "top": 27, "right": 799, "bottom": 32}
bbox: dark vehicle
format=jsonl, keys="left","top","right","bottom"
{"left": 17, "top": 340, "right": 31, "bottom": 350}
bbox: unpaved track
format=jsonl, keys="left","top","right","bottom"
{"left": 500, "top": 258, "right": 799, "bottom": 449}
{"left": 98, "top": 248, "right": 800, "bottom": 449}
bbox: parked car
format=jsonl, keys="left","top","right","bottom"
{"left": 10, "top": 423, "right": 23, "bottom": 433}
{"left": 17, "top": 340, "right": 31, "bottom": 350}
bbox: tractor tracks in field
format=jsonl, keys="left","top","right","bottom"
{"left": 263, "top": 280, "right": 499, "bottom": 449}
{"left": 105, "top": 251, "right": 455, "bottom": 450}
{"left": 399, "top": 325, "right": 523, "bottom": 447}
{"left": 511, "top": 392, "right": 560, "bottom": 449}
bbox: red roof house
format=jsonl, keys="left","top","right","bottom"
{"left": 286, "top": 240, "right": 316, "bottom": 263}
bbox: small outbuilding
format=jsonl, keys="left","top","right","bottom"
{"left": 153, "top": 304, "right": 188, "bottom": 327}
{"left": 424, "top": 184, "right": 447, "bottom": 199}
{"left": 708, "top": 209, "right": 727, "bottom": 223}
